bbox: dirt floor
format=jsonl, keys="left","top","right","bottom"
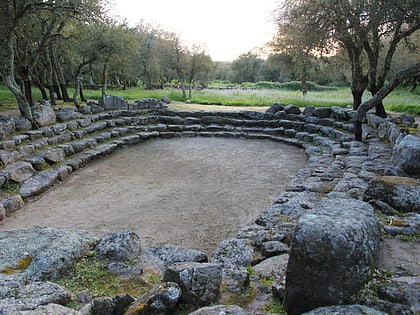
{"left": 0, "top": 103, "right": 418, "bottom": 276}
{"left": 0, "top": 137, "right": 306, "bottom": 253}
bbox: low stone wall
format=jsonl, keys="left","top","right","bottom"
{"left": 0, "top": 99, "right": 418, "bottom": 314}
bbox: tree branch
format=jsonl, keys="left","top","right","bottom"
{"left": 354, "top": 62, "right": 420, "bottom": 141}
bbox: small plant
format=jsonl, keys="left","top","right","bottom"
{"left": 56, "top": 256, "right": 151, "bottom": 298}
{"left": 263, "top": 299, "right": 287, "bottom": 314}
{"left": 246, "top": 265, "right": 255, "bottom": 276}
{"left": 396, "top": 233, "right": 419, "bottom": 242}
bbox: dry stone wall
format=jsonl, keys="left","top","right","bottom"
{"left": 0, "top": 99, "right": 419, "bottom": 314}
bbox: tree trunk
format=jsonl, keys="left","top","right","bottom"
{"left": 101, "top": 60, "right": 108, "bottom": 98}
{"left": 51, "top": 43, "right": 72, "bottom": 102}
{"left": 44, "top": 45, "right": 56, "bottom": 105}
{"left": 32, "top": 69, "right": 49, "bottom": 100}
{"left": 301, "top": 60, "right": 308, "bottom": 96}
{"left": 73, "top": 76, "right": 82, "bottom": 108}
{"left": 354, "top": 62, "right": 420, "bottom": 141}
{"left": 23, "top": 79, "right": 35, "bottom": 106}
{"left": 1, "top": 31, "right": 35, "bottom": 125}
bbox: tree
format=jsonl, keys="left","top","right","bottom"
{"left": 230, "top": 52, "right": 263, "bottom": 83}
{"left": 273, "top": 0, "right": 420, "bottom": 113}
{"left": 259, "top": 53, "right": 295, "bottom": 83}
{"left": 0, "top": 0, "right": 105, "bottom": 125}
{"left": 354, "top": 62, "right": 420, "bottom": 141}
{"left": 160, "top": 32, "right": 188, "bottom": 98}
{"left": 185, "top": 45, "right": 213, "bottom": 97}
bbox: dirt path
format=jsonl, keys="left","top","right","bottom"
{"left": 0, "top": 137, "right": 306, "bottom": 253}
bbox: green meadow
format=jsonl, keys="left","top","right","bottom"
{"left": 0, "top": 83, "right": 419, "bottom": 115}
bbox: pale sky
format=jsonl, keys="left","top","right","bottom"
{"left": 110, "top": 0, "right": 279, "bottom": 61}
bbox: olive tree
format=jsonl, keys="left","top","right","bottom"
{"left": 0, "top": 0, "right": 105, "bottom": 124}
{"left": 273, "top": 0, "right": 420, "bottom": 114}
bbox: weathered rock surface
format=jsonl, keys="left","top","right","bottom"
{"left": 391, "top": 135, "right": 420, "bottom": 176}
{"left": 364, "top": 176, "right": 420, "bottom": 213}
{"left": 95, "top": 231, "right": 141, "bottom": 261}
{"left": 0, "top": 115, "right": 16, "bottom": 139}
{"left": 141, "top": 245, "right": 208, "bottom": 272}
{"left": 99, "top": 95, "right": 128, "bottom": 110}
{"left": 301, "top": 304, "right": 388, "bottom": 315}
{"left": 0, "top": 195, "right": 25, "bottom": 215}
{"left": 124, "top": 282, "right": 181, "bottom": 315}
{"left": 91, "top": 294, "right": 135, "bottom": 315}
{"left": 19, "top": 169, "right": 59, "bottom": 198}
{"left": 0, "top": 227, "right": 97, "bottom": 282}
{"left": 164, "top": 262, "right": 222, "bottom": 307}
{"left": 32, "top": 104, "right": 56, "bottom": 127}
{"left": 284, "top": 198, "right": 380, "bottom": 315}
{"left": 188, "top": 305, "right": 246, "bottom": 315}
{"left": 0, "top": 282, "right": 72, "bottom": 312}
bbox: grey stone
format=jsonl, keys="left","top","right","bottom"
{"left": 99, "top": 95, "right": 128, "bottom": 110}
{"left": 125, "top": 282, "right": 181, "bottom": 315}
{"left": 252, "top": 254, "right": 289, "bottom": 280}
{"left": 211, "top": 238, "right": 254, "bottom": 268}
{"left": 391, "top": 135, "right": 420, "bottom": 176}
{"left": 261, "top": 241, "right": 289, "bottom": 257}
{"left": 330, "top": 106, "right": 350, "bottom": 121}
{"left": 1, "top": 195, "right": 25, "bottom": 215}
{"left": 12, "top": 303, "right": 83, "bottom": 314}
{"left": 56, "top": 165, "right": 72, "bottom": 181}
{"left": 91, "top": 294, "right": 135, "bottom": 315}
{"left": 0, "top": 282, "right": 72, "bottom": 312}
{"left": 188, "top": 305, "right": 246, "bottom": 315}
{"left": 55, "top": 108, "right": 79, "bottom": 122}
{"left": 0, "top": 115, "right": 16, "bottom": 139}
{"left": 265, "top": 103, "right": 284, "bottom": 115}
{"left": 107, "top": 262, "right": 142, "bottom": 278}
{"left": 377, "top": 276, "right": 420, "bottom": 314}
{"left": 38, "top": 148, "right": 66, "bottom": 164}
{"left": 1, "top": 161, "right": 36, "bottom": 183}
{"left": 25, "top": 156, "right": 47, "bottom": 171}
{"left": 0, "top": 204, "right": 5, "bottom": 221}
{"left": 161, "top": 96, "right": 172, "bottom": 104}
{"left": 0, "top": 227, "right": 97, "bottom": 282}
{"left": 301, "top": 304, "right": 388, "bottom": 315}
{"left": 284, "top": 198, "right": 380, "bottom": 315}
{"left": 364, "top": 176, "right": 420, "bottom": 213}
{"left": 19, "top": 169, "right": 59, "bottom": 198}
{"left": 32, "top": 105, "right": 56, "bottom": 127}
{"left": 96, "top": 231, "right": 141, "bottom": 261}
{"left": 12, "top": 116, "right": 32, "bottom": 132}
{"left": 164, "top": 262, "right": 222, "bottom": 306}
{"left": 284, "top": 105, "right": 301, "bottom": 115}
{"left": 142, "top": 245, "right": 208, "bottom": 271}
{"left": 312, "top": 107, "right": 331, "bottom": 118}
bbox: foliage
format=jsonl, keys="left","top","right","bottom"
{"left": 56, "top": 255, "right": 152, "bottom": 298}
{"left": 263, "top": 299, "right": 287, "bottom": 314}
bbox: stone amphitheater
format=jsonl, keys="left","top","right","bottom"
{"left": 0, "top": 98, "right": 418, "bottom": 315}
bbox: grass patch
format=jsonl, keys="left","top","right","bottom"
{"left": 1, "top": 84, "right": 418, "bottom": 114}
{"left": 56, "top": 255, "right": 152, "bottom": 298}
{"left": 396, "top": 233, "right": 419, "bottom": 242}
{"left": 263, "top": 299, "right": 287, "bottom": 314}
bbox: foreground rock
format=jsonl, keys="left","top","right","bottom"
{"left": 391, "top": 135, "right": 420, "bottom": 176}
{"left": 0, "top": 227, "right": 97, "bottom": 282}
{"left": 364, "top": 176, "right": 420, "bottom": 213}
{"left": 284, "top": 198, "right": 380, "bottom": 315}
{"left": 164, "top": 262, "right": 222, "bottom": 307}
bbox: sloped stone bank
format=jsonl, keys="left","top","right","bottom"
{"left": 0, "top": 100, "right": 419, "bottom": 314}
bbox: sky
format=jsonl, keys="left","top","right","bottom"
{"left": 110, "top": 0, "right": 279, "bottom": 61}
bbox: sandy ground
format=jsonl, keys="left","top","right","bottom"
{"left": 0, "top": 137, "right": 306, "bottom": 253}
